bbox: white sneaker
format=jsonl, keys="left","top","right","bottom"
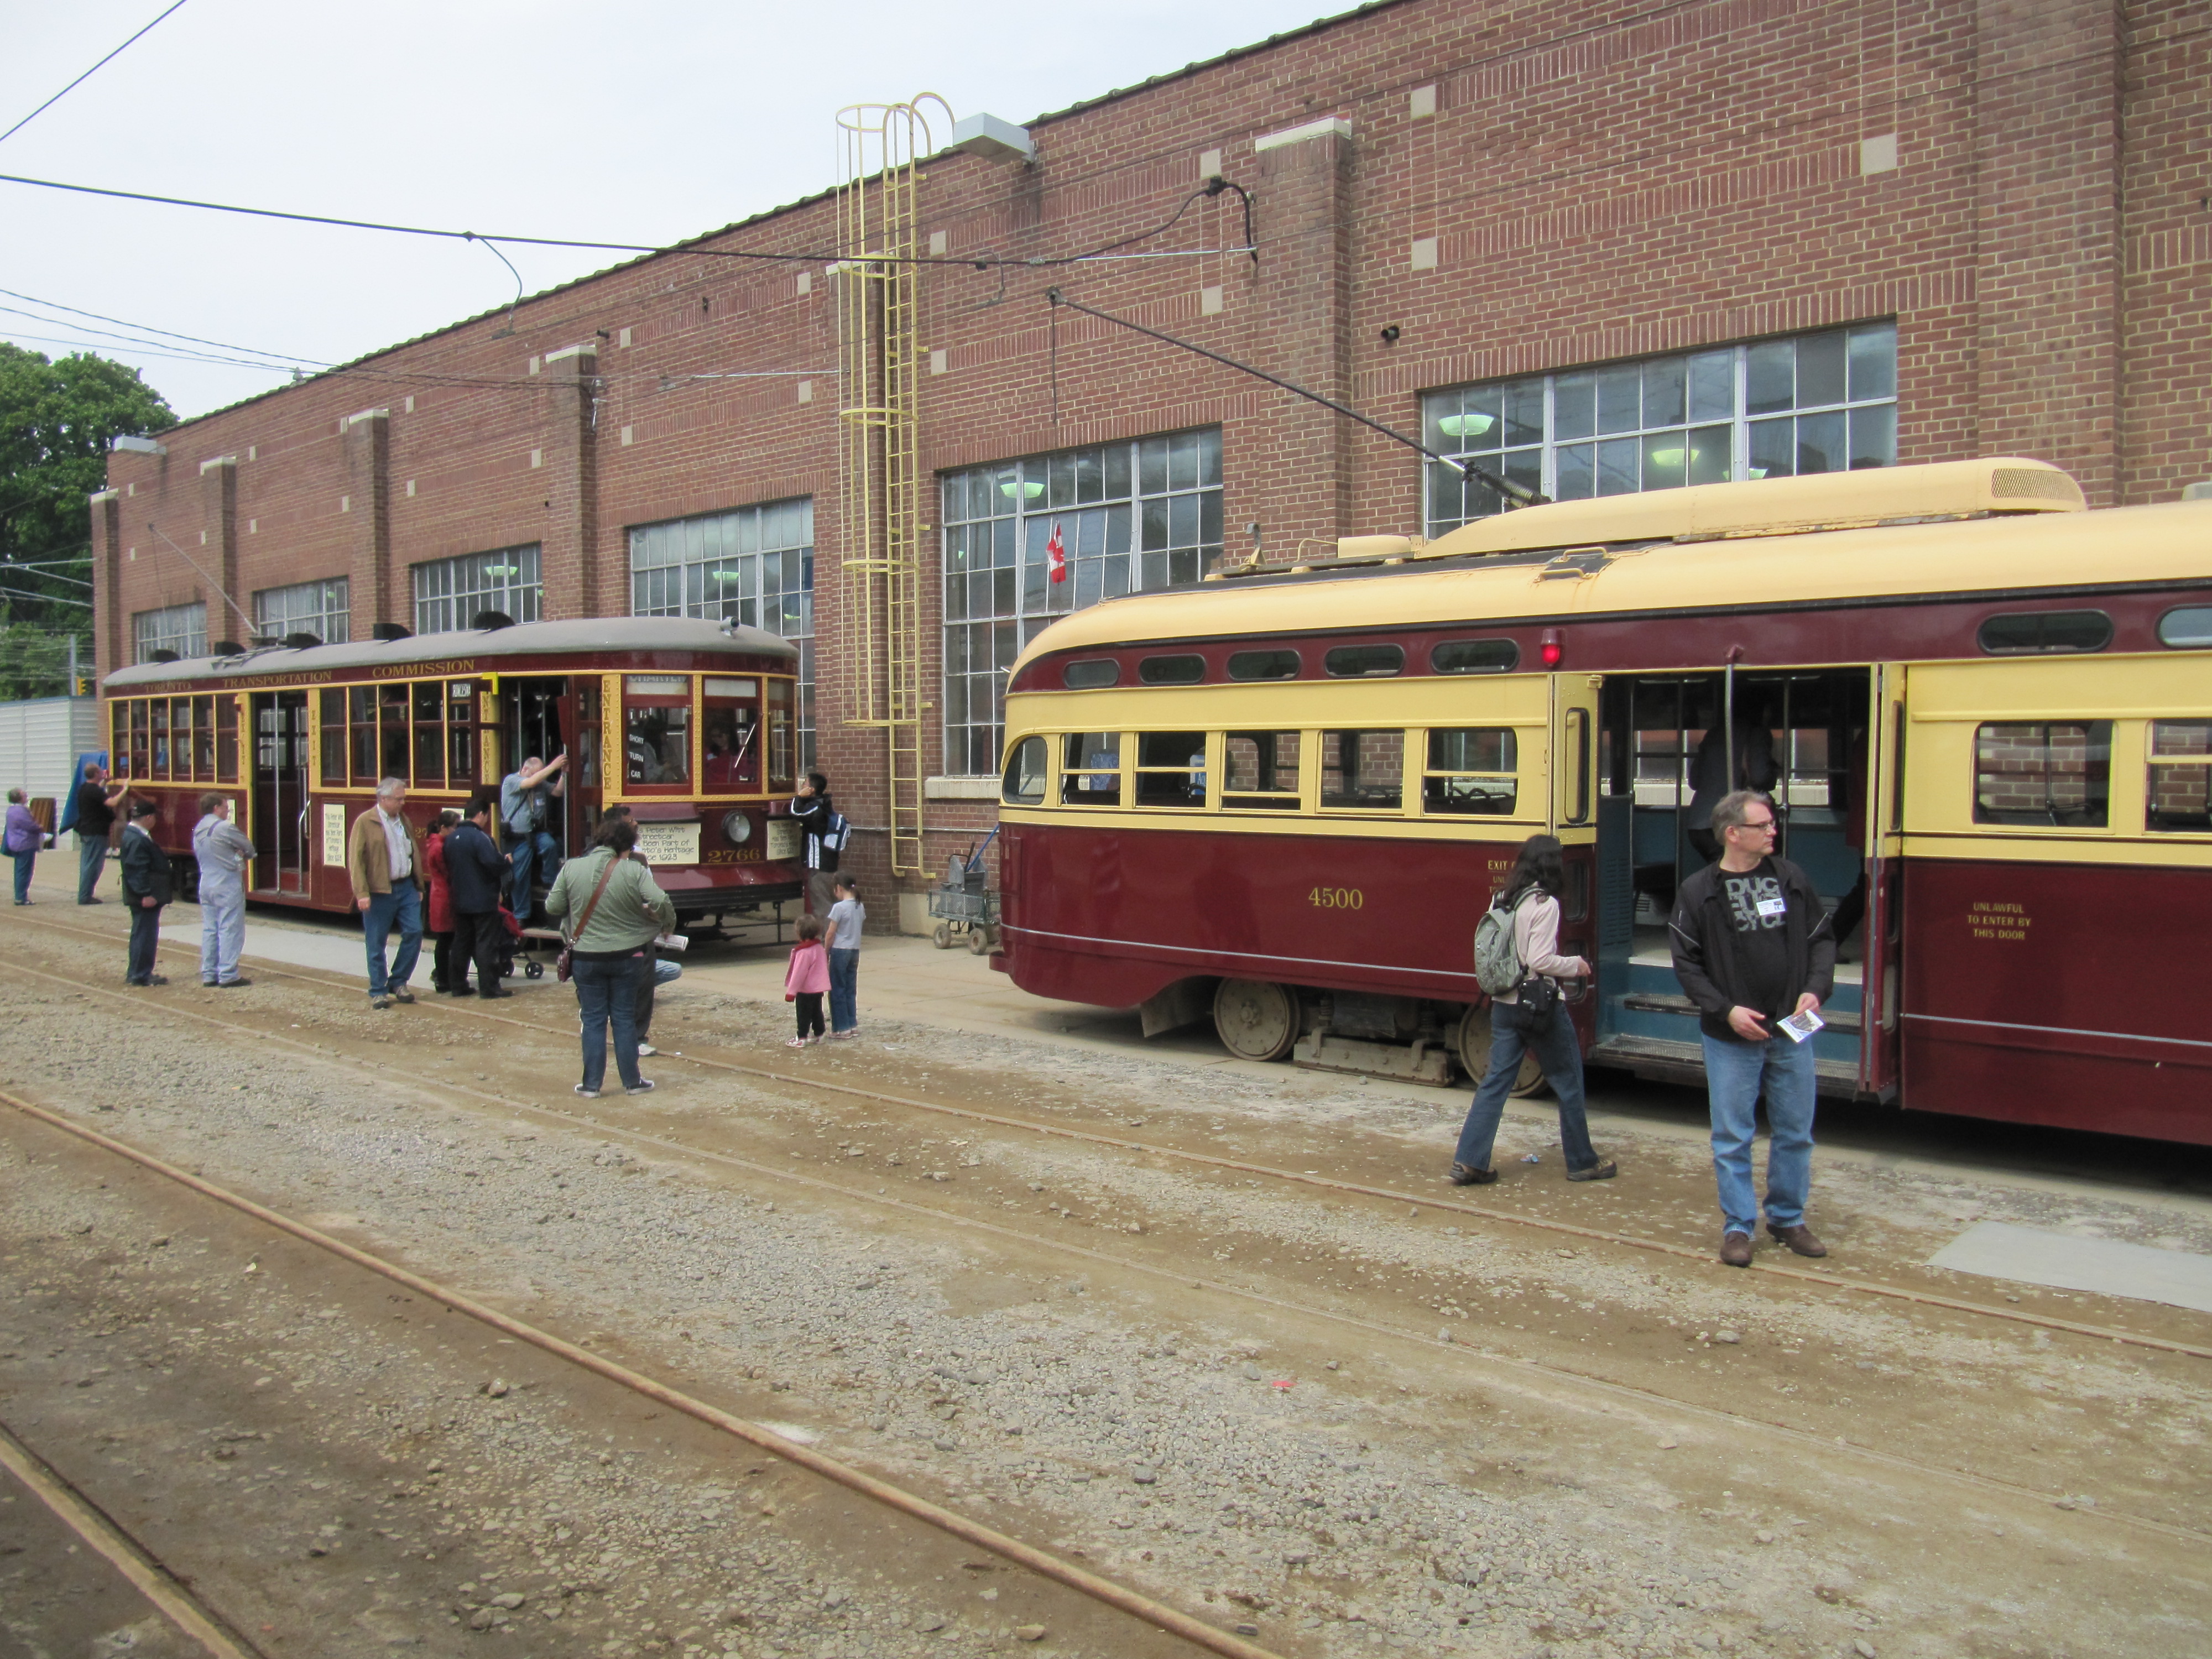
{"left": 638, "top": 1042, "right": 658, "bottom": 1057}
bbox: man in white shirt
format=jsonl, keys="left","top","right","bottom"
{"left": 191, "top": 791, "right": 257, "bottom": 988}
{"left": 345, "top": 778, "right": 428, "bottom": 1010}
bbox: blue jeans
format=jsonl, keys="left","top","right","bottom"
{"left": 77, "top": 832, "right": 107, "bottom": 902}
{"left": 828, "top": 947, "right": 859, "bottom": 1032}
{"left": 363, "top": 885, "right": 424, "bottom": 997}
{"left": 1454, "top": 999, "right": 1599, "bottom": 1173}
{"left": 1701, "top": 1030, "right": 1818, "bottom": 1235}
{"left": 199, "top": 877, "right": 246, "bottom": 983}
{"left": 573, "top": 953, "right": 648, "bottom": 1092}
{"left": 11, "top": 851, "right": 33, "bottom": 902}
{"left": 507, "top": 828, "right": 561, "bottom": 920}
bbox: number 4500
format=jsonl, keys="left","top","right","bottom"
{"left": 1308, "top": 886, "right": 1364, "bottom": 910}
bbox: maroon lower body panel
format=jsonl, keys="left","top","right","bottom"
{"left": 1900, "top": 858, "right": 2212, "bottom": 1145}
{"left": 999, "top": 821, "right": 1588, "bottom": 1012}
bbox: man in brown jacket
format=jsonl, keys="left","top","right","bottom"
{"left": 347, "top": 776, "right": 428, "bottom": 1010}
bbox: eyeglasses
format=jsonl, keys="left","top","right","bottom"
{"left": 1732, "top": 817, "right": 1779, "bottom": 834}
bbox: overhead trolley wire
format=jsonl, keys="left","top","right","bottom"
{"left": 0, "top": 1, "right": 196, "bottom": 149}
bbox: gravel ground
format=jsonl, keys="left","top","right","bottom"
{"left": 2, "top": 926, "right": 2210, "bottom": 1658}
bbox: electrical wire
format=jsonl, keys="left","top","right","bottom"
{"left": 0, "top": 304, "right": 320, "bottom": 372}
{"left": 0, "top": 169, "right": 1251, "bottom": 270}
{"left": 0, "top": 1, "right": 195, "bottom": 149}
{"left": 0, "top": 285, "right": 327, "bottom": 365}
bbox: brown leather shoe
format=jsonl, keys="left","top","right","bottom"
{"left": 1719, "top": 1231, "right": 1754, "bottom": 1267}
{"left": 1566, "top": 1159, "right": 1618, "bottom": 1182}
{"left": 1767, "top": 1222, "right": 1828, "bottom": 1258}
{"left": 1448, "top": 1162, "right": 1499, "bottom": 1186}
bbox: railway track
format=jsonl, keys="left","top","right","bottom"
{"left": 10, "top": 910, "right": 2206, "bottom": 1363}
{"left": 2, "top": 936, "right": 2207, "bottom": 1552}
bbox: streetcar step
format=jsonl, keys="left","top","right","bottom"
{"left": 1617, "top": 990, "right": 1862, "bottom": 1036}
{"left": 1588, "top": 1034, "right": 1863, "bottom": 1097}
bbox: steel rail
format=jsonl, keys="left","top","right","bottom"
{"left": 0, "top": 1086, "right": 1287, "bottom": 1659}
{"left": 8, "top": 912, "right": 2210, "bottom": 1362}
{"left": 2, "top": 959, "right": 2207, "bottom": 1548}
{"left": 0, "top": 1417, "right": 265, "bottom": 1659}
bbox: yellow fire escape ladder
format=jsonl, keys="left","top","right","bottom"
{"left": 834, "top": 96, "right": 943, "bottom": 878}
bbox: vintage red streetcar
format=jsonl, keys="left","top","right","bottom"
{"left": 990, "top": 459, "right": 2212, "bottom": 1146}
{"left": 97, "top": 615, "right": 808, "bottom": 928}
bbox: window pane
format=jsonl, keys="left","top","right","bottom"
{"left": 1002, "top": 735, "right": 1046, "bottom": 805}
{"left": 1795, "top": 410, "right": 1845, "bottom": 474}
{"left": 2159, "top": 607, "right": 2212, "bottom": 648}
{"left": 1849, "top": 404, "right": 1897, "bottom": 470}
{"left": 1597, "top": 437, "right": 1640, "bottom": 495}
{"left": 1977, "top": 611, "right": 2112, "bottom": 655}
{"left": 1748, "top": 417, "right": 1796, "bottom": 479}
{"left": 1688, "top": 350, "right": 1734, "bottom": 422}
{"left": 1596, "top": 367, "right": 1640, "bottom": 435}
{"left": 1688, "top": 424, "right": 1732, "bottom": 486}
{"left": 1423, "top": 723, "right": 1519, "bottom": 817}
{"left": 1223, "top": 731, "right": 1300, "bottom": 804}
{"left": 1973, "top": 722, "right": 2111, "bottom": 827}
{"left": 1556, "top": 445, "right": 1594, "bottom": 499}
{"left": 1427, "top": 728, "right": 1516, "bottom": 771}
{"left": 625, "top": 701, "right": 691, "bottom": 785}
{"left": 1797, "top": 331, "right": 1848, "bottom": 407}
{"left": 1552, "top": 373, "right": 1594, "bottom": 440}
{"left": 1641, "top": 429, "right": 1687, "bottom": 492}
{"left": 1501, "top": 377, "right": 1546, "bottom": 448}
{"left": 1229, "top": 649, "right": 1300, "bottom": 681}
{"left": 1642, "top": 357, "right": 1686, "bottom": 428}
{"left": 1431, "top": 638, "right": 1519, "bottom": 673}
{"left": 1138, "top": 654, "right": 1205, "bottom": 685}
{"left": 1324, "top": 643, "right": 1403, "bottom": 678}
{"left": 1063, "top": 659, "right": 1118, "bottom": 688}
{"left": 1319, "top": 730, "right": 1403, "bottom": 810}
{"left": 1060, "top": 732, "right": 1121, "bottom": 804}
{"left": 1134, "top": 731, "right": 1207, "bottom": 806}
{"left": 1746, "top": 341, "right": 1794, "bottom": 414}
{"left": 1848, "top": 322, "right": 1897, "bottom": 401}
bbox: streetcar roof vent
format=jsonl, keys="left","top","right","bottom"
{"left": 210, "top": 639, "right": 244, "bottom": 656}
{"left": 372, "top": 621, "right": 413, "bottom": 642}
{"left": 1415, "top": 457, "right": 2085, "bottom": 562}
{"left": 148, "top": 648, "right": 180, "bottom": 663}
{"left": 282, "top": 631, "right": 323, "bottom": 649}
{"left": 472, "top": 610, "right": 515, "bottom": 631}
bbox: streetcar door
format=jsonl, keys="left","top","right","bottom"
{"left": 1549, "top": 674, "right": 1601, "bottom": 1041}
{"left": 506, "top": 678, "right": 572, "bottom": 859}
{"left": 1858, "top": 662, "right": 1906, "bottom": 1098}
{"left": 249, "top": 690, "right": 311, "bottom": 895}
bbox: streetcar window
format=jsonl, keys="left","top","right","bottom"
{"left": 110, "top": 703, "right": 128, "bottom": 778}
{"left": 348, "top": 686, "right": 375, "bottom": 784}
{"left": 1063, "top": 659, "right": 1120, "bottom": 689}
{"left": 192, "top": 696, "right": 216, "bottom": 780}
{"left": 216, "top": 694, "right": 239, "bottom": 782}
{"left": 1973, "top": 722, "right": 2111, "bottom": 827}
{"left": 764, "top": 677, "right": 796, "bottom": 791}
{"left": 1422, "top": 728, "right": 1519, "bottom": 816}
{"left": 1324, "top": 643, "right": 1405, "bottom": 678}
{"left": 129, "top": 700, "right": 149, "bottom": 777}
{"left": 379, "top": 681, "right": 411, "bottom": 780}
{"left": 1228, "top": 649, "right": 1301, "bottom": 681}
{"left": 1060, "top": 732, "right": 1121, "bottom": 804}
{"left": 1223, "top": 731, "right": 1302, "bottom": 810}
{"left": 1134, "top": 731, "right": 1207, "bottom": 807}
{"left": 702, "top": 677, "right": 761, "bottom": 791}
{"left": 1002, "top": 735, "right": 1047, "bottom": 805}
{"left": 150, "top": 698, "right": 170, "bottom": 779}
{"left": 413, "top": 681, "right": 445, "bottom": 788}
{"left": 1138, "top": 654, "right": 1206, "bottom": 685}
{"left": 1976, "top": 610, "right": 2112, "bottom": 655}
{"left": 624, "top": 675, "right": 692, "bottom": 787}
{"left": 317, "top": 690, "right": 343, "bottom": 785}
{"left": 446, "top": 682, "right": 477, "bottom": 786}
{"left": 1431, "top": 638, "right": 1521, "bottom": 675}
{"left": 2147, "top": 721, "right": 2212, "bottom": 833}
{"left": 2158, "top": 607, "right": 2212, "bottom": 649}
{"left": 1320, "top": 729, "right": 1405, "bottom": 811}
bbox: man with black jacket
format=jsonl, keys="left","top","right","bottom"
{"left": 1668, "top": 788, "right": 1837, "bottom": 1267}
{"left": 445, "top": 793, "right": 513, "bottom": 998}
{"left": 789, "top": 772, "right": 839, "bottom": 917}
{"left": 118, "top": 799, "right": 172, "bottom": 986}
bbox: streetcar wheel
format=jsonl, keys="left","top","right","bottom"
{"left": 1454, "top": 1002, "right": 1547, "bottom": 1097}
{"left": 932, "top": 922, "right": 953, "bottom": 950}
{"left": 966, "top": 926, "right": 992, "bottom": 956}
{"left": 524, "top": 960, "right": 545, "bottom": 980}
{"left": 1213, "top": 979, "right": 1298, "bottom": 1063}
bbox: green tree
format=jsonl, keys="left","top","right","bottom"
{"left": 0, "top": 342, "right": 174, "bottom": 695}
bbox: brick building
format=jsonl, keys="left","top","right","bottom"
{"left": 92, "top": 0, "right": 2209, "bottom": 915}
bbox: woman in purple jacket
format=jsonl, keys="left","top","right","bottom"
{"left": 4, "top": 788, "right": 44, "bottom": 905}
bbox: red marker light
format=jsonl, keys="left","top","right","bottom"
{"left": 1540, "top": 628, "right": 1563, "bottom": 668}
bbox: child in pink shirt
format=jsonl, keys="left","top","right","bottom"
{"left": 784, "top": 914, "right": 831, "bottom": 1046}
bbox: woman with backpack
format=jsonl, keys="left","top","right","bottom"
{"left": 1450, "top": 834, "right": 1618, "bottom": 1186}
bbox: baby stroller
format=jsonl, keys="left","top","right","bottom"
{"left": 489, "top": 902, "right": 535, "bottom": 982}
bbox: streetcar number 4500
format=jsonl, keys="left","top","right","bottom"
{"left": 1308, "top": 886, "right": 1364, "bottom": 909}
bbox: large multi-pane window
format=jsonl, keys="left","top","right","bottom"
{"left": 133, "top": 602, "right": 206, "bottom": 662}
{"left": 254, "top": 577, "right": 349, "bottom": 645}
{"left": 1423, "top": 322, "right": 1898, "bottom": 533}
{"left": 411, "top": 545, "right": 542, "bottom": 635}
{"left": 629, "top": 498, "right": 815, "bottom": 768}
{"left": 941, "top": 428, "right": 1223, "bottom": 775}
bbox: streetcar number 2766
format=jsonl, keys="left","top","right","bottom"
{"left": 1308, "top": 886, "right": 1364, "bottom": 910}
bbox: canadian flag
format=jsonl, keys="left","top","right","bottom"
{"left": 1045, "top": 520, "right": 1067, "bottom": 584}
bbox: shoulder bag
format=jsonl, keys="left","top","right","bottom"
{"left": 555, "top": 853, "right": 622, "bottom": 984}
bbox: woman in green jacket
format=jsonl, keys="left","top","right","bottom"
{"left": 545, "top": 817, "right": 676, "bottom": 1097}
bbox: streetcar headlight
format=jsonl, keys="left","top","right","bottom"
{"left": 721, "top": 810, "right": 753, "bottom": 845}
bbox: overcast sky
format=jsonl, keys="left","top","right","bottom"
{"left": 2, "top": 0, "right": 1341, "bottom": 421}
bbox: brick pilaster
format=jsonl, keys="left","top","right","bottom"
{"left": 539, "top": 343, "right": 602, "bottom": 618}
{"left": 88, "top": 489, "right": 122, "bottom": 680}
{"left": 342, "top": 409, "right": 392, "bottom": 637}
{"left": 198, "top": 454, "right": 241, "bottom": 645}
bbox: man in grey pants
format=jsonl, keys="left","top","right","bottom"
{"left": 191, "top": 792, "right": 257, "bottom": 987}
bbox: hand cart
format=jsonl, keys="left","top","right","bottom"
{"left": 927, "top": 828, "right": 1000, "bottom": 954}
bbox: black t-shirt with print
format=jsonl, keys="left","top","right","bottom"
{"left": 1718, "top": 857, "right": 1795, "bottom": 1022}
{"left": 76, "top": 781, "right": 116, "bottom": 837}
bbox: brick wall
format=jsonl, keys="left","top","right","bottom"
{"left": 95, "top": 0, "right": 2208, "bottom": 910}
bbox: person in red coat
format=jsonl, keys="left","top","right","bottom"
{"left": 424, "top": 809, "right": 461, "bottom": 993}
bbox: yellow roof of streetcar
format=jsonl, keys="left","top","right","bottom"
{"left": 1011, "top": 459, "right": 2211, "bottom": 665}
